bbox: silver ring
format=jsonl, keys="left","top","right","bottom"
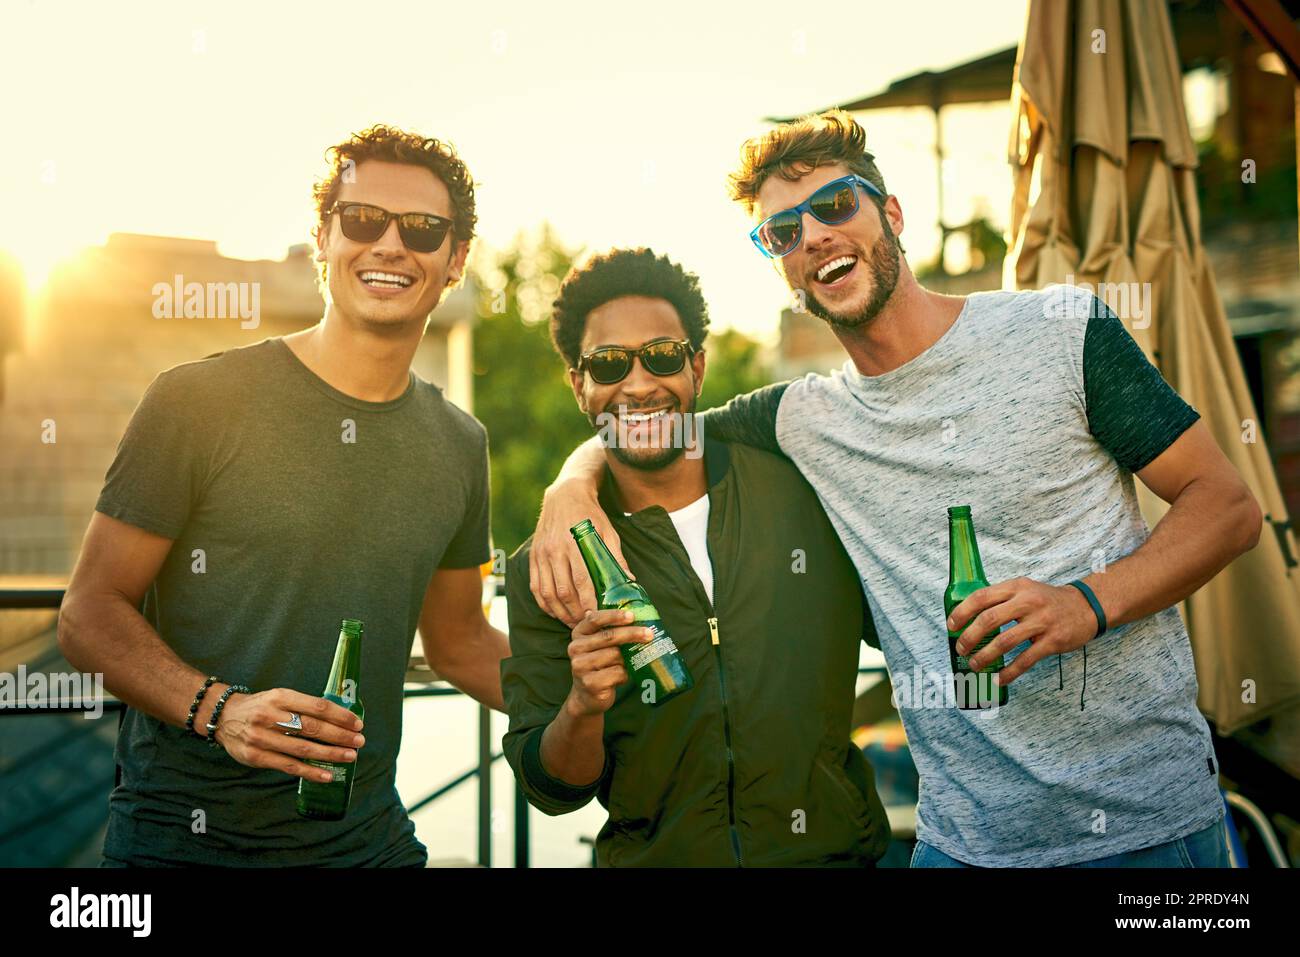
{"left": 275, "top": 712, "right": 303, "bottom": 735}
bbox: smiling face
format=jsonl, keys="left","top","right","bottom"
{"left": 316, "top": 159, "right": 468, "bottom": 331}
{"left": 755, "top": 163, "right": 903, "bottom": 330}
{"left": 569, "top": 295, "right": 706, "bottom": 472}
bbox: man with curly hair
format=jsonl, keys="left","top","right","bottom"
{"left": 59, "top": 125, "right": 509, "bottom": 867}
{"left": 500, "top": 247, "right": 891, "bottom": 867}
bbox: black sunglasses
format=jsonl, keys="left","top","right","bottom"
{"left": 578, "top": 337, "right": 694, "bottom": 385}
{"left": 330, "top": 202, "right": 454, "bottom": 253}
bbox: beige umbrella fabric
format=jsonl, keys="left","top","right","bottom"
{"left": 1005, "top": 0, "right": 1300, "bottom": 738}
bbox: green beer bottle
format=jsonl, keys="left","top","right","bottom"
{"left": 945, "top": 506, "right": 1008, "bottom": 709}
{"left": 296, "top": 618, "right": 365, "bottom": 820}
{"left": 570, "top": 519, "right": 694, "bottom": 705}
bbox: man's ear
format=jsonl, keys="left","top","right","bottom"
{"left": 568, "top": 367, "right": 587, "bottom": 413}
{"left": 314, "top": 221, "right": 328, "bottom": 262}
{"left": 884, "top": 194, "right": 904, "bottom": 240}
{"left": 444, "top": 239, "right": 470, "bottom": 288}
{"left": 691, "top": 348, "right": 706, "bottom": 396}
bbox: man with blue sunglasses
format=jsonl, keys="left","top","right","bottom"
{"left": 529, "top": 109, "right": 1259, "bottom": 868}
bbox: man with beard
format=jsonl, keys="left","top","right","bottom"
{"left": 501, "top": 247, "right": 890, "bottom": 867}
{"left": 530, "top": 111, "right": 1260, "bottom": 868}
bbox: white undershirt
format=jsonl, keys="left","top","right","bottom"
{"left": 666, "top": 494, "right": 714, "bottom": 605}
{"left": 626, "top": 493, "right": 714, "bottom": 605}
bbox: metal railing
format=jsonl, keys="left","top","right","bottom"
{"left": 2, "top": 586, "right": 900, "bottom": 869}
{"left": 0, "top": 585, "right": 530, "bottom": 868}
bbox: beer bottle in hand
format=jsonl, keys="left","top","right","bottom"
{"left": 571, "top": 519, "right": 694, "bottom": 705}
{"left": 945, "top": 507, "right": 1008, "bottom": 709}
{"left": 297, "top": 618, "right": 365, "bottom": 820}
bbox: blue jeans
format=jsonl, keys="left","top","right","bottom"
{"left": 911, "top": 819, "right": 1230, "bottom": 868}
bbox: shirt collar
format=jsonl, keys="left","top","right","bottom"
{"left": 597, "top": 434, "right": 730, "bottom": 521}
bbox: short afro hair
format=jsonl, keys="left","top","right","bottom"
{"left": 550, "top": 248, "right": 709, "bottom": 370}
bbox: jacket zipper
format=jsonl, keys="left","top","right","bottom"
{"left": 709, "top": 614, "right": 743, "bottom": 867}
{"left": 665, "top": 538, "right": 742, "bottom": 867}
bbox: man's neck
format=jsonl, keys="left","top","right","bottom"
{"left": 283, "top": 306, "right": 424, "bottom": 402}
{"left": 607, "top": 447, "right": 709, "bottom": 516}
{"left": 832, "top": 272, "right": 967, "bottom": 378}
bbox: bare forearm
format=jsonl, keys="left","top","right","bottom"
{"left": 534, "top": 437, "right": 627, "bottom": 623}
{"left": 58, "top": 593, "right": 224, "bottom": 732}
{"left": 539, "top": 696, "right": 606, "bottom": 786}
{"left": 1082, "top": 476, "right": 1261, "bottom": 628}
{"left": 429, "top": 622, "right": 510, "bottom": 712}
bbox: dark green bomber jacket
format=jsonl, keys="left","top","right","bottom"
{"left": 502, "top": 438, "right": 891, "bottom": 867}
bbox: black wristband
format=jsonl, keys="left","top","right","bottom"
{"left": 1068, "top": 580, "right": 1108, "bottom": 638}
{"left": 206, "top": 684, "right": 250, "bottom": 748}
{"left": 185, "top": 675, "right": 219, "bottom": 736}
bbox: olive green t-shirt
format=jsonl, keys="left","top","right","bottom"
{"left": 96, "top": 337, "right": 490, "bottom": 866}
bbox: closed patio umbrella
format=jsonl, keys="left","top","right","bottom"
{"left": 1005, "top": 0, "right": 1300, "bottom": 737}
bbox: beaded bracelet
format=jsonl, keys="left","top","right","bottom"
{"left": 206, "top": 684, "right": 251, "bottom": 748}
{"left": 185, "top": 675, "right": 219, "bottom": 736}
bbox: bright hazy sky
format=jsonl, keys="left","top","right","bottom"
{"left": 0, "top": 0, "right": 1030, "bottom": 340}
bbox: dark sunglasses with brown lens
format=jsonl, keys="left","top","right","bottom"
{"left": 330, "top": 202, "right": 453, "bottom": 253}
{"left": 578, "top": 337, "right": 694, "bottom": 385}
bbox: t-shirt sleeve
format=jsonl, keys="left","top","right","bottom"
{"left": 501, "top": 546, "right": 610, "bottom": 815}
{"left": 1082, "top": 300, "right": 1200, "bottom": 472}
{"left": 438, "top": 427, "right": 492, "bottom": 569}
{"left": 696, "top": 381, "right": 791, "bottom": 458}
{"left": 95, "top": 369, "right": 205, "bottom": 539}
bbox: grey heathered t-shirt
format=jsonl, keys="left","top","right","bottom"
{"left": 702, "top": 287, "right": 1223, "bottom": 867}
{"left": 95, "top": 337, "right": 490, "bottom": 866}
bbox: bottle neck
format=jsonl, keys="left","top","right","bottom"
{"left": 573, "top": 530, "right": 630, "bottom": 595}
{"left": 948, "top": 516, "right": 987, "bottom": 583}
{"left": 325, "top": 630, "right": 361, "bottom": 701}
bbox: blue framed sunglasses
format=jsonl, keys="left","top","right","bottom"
{"left": 749, "top": 174, "right": 885, "bottom": 259}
